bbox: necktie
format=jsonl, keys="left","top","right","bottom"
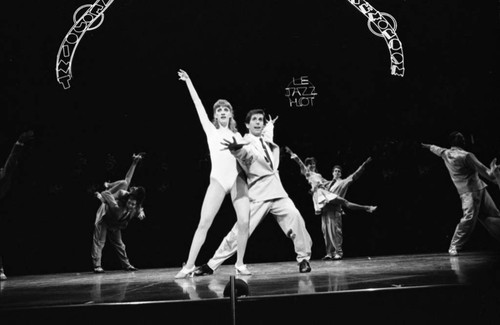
{"left": 260, "top": 137, "right": 274, "bottom": 170}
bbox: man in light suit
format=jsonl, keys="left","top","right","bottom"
{"left": 422, "top": 132, "right": 500, "bottom": 256}
{"left": 194, "top": 109, "right": 313, "bottom": 275}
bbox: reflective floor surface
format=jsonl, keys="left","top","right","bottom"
{"left": 2, "top": 251, "right": 500, "bottom": 324}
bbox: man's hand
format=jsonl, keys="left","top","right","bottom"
{"left": 221, "top": 136, "right": 247, "bottom": 151}
{"left": 17, "top": 130, "right": 34, "bottom": 144}
{"left": 266, "top": 115, "right": 279, "bottom": 125}
{"left": 138, "top": 208, "right": 146, "bottom": 220}
{"left": 488, "top": 158, "right": 500, "bottom": 184}
{"left": 284, "top": 146, "right": 297, "bottom": 159}
{"left": 95, "top": 192, "right": 104, "bottom": 202}
{"left": 132, "top": 153, "right": 145, "bottom": 161}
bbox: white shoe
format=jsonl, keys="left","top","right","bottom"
{"left": 0, "top": 272, "right": 7, "bottom": 281}
{"left": 368, "top": 206, "right": 377, "bottom": 213}
{"left": 235, "top": 264, "right": 252, "bottom": 275}
{"left": 175, "top": 265, "right": 196, "bottom": 279}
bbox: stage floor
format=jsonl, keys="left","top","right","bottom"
{"left": 2, "top": 251, "right": 500, "bottom": 324}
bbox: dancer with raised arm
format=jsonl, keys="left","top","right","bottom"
{"left": 194, "top": 110, "right": 313, "bottom": 276}
{"left": 0, "top": 130, "right": 34, "bottom": 280}
{"left": 422, "top": 131, "right": 500, "bottom": 256}
{"left": 285, "top": 148, "right": 376, "bottom": 260}
{"left": 175, "top": 69, "right": 250, "bottom": 278}
{"left": 323, "top": 157, "right": 373, "bottom": 260}
{"left": 92, "top": 153, "right": 146, "bottom": 273}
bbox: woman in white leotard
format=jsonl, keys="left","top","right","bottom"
{"left": 175, "top": 69, "right": 251, "bottom": 278}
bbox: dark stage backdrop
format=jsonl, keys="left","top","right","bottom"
{"left": 1, "top": 0, "right": 499, "bottom": 275}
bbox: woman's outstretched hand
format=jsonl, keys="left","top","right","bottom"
{"left": 178, "top": 69, "right": 189, "bottom": 81}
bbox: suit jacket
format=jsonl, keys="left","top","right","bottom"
{"left": 231, "top": 122, "right": 288, "bottom": 202}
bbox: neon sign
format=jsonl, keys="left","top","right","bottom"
{"left": 285, "top": 76, "right": 318, "bottom": 108}
{"left": 347, "top": 0, "right": 405, "bottom": 77}
{"left": 55, "top": 0, "right": 115, "bottom": 89}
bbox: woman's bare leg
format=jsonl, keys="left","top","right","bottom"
{"left": 231, "top": 173, "right": 250, "bottom": 268}
{"left": 334, "top": 197, "right": 377, "bottom": 213}
{"left": 183, "top": 180, "right": 226, "bottom": 270}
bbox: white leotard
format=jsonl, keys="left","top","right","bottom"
{"left": 205, "top": 124, "right": 242, "bottom": 192}
{"left": 186, "top": 79, "right": 243, "bottom": 193}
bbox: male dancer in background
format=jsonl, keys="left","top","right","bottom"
{"left": 92, "top": 153, "right": 146, "bottom": 273}
{"left": 285, "top": 149, "right": 375, "bottom": 261}
{"left": 323, "top": 157, "right": 374, "bottom": 260}
{"left": 422, "top": 131, "right": 500, "bottom": 256}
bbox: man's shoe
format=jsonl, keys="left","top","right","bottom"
{"left": 125, "top": 265, "right": 138, "bottom": 271}
{"left": 333, "top": 253, "right": 343, "bottom": 260}
{"left": 448, "top": 247, "right": 458, "bottom": 256}
{"left": 194, "top": 264, "right": 214, "bottom": 276}
{"left": 299, "top": 260, "right": 311, "bottom": 273}
{"left": 93, "top": 267, "right": 105, "bottom": 274}
{"left": 321, "top": 255, "right": 333, "bottom": 261}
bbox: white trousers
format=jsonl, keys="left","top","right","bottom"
{"left": 207, "top": 197, "right": 312, "bottom": 270}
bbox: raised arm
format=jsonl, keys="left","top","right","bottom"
{"left": 467, "top": 153, "right": 496, "bottom": 183}
{"left": 351, "top": 156, "right": 372, "bottom": 181}
{"left": 124, "top": 153, "right": 144, "bottom": 185}
{"left": 177, "top": 69, "right": 213, "bottom": 133}
{"left": 0, "top": 131, "right": 34, "bottom": 179}
{"left": 488, "top": 158, "right": 500, "bottom": 186}
{"left": 262, "top": 115, "right": 278, "bottom": 143}
{"left": 284, "top": 146, "right": 308, "bottom": 176}
{"left": 421, "top": 143, "right": 445, "bottom": 157}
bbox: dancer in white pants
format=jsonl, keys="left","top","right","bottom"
{"left": 194, "top": 109, "right": 313, "bottom": 275}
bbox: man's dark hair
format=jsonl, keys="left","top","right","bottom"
{"left": 245, "top": 109, "right": 265, "bottom": 124}
{"left": 449, "top": 131, "right": 465, "bottom": 148}
{"left": 332, "top": 165, "right": 342, "bottom": 173}
{"left": 129, "top": 186, "right": 146, "bottom": 206}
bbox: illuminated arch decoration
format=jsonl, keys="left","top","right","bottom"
{"left": 55, "top": 0, "right": 115, "bottom": 89}
{"left": 347, "top": 0, "right": 405, "bottom": 77}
